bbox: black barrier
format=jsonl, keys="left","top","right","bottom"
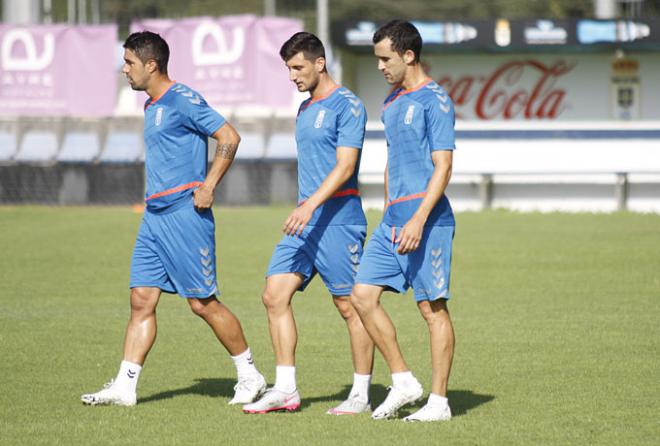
{"left": 0, "top": 161, "right": 298, "bottom": 206}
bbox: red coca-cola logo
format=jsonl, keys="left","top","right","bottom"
{"left": 436, "top": 60, "right": 574, "bottom": 120}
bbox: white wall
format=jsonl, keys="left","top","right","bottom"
{"left": 359, "top": 121, "right": 660, "bottom": 213}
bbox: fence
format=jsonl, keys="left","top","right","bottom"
{"left": 2, "top": 117, "right": 659, "bottom": 212}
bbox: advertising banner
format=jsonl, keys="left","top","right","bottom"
{"left": 355, "top": 53, "right": 660, "bottom": 121}
{"left": 0, "top": 25, "right": 117, "bottom": 117}
{"left": 131, "top": 15, "right": 303, "bottom": 109}
{"left": 334, "top": 18, "right": 660, "bottom": 50}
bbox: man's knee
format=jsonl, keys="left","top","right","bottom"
{"left": 130, "top": 287, "right": 159, "bottom": 315}
{"left": 261, "top": 286, "right": 290, "bottom": 313}
{"left": 349, "top": 285, "right": 377, "bottom": 314}
{"left": 188, "top": 296, "right": 216, "bottom": 318}
{"left": 418, "top": 299, "right": 450, "bottom": 325}
{"left": 333, "top": 296, "right": 354, "bottom": 321}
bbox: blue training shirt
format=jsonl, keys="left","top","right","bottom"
{"left": 296, "top": 86, "right": 367, "bottom": 226}
{"left": 381, "top": 79, "right": 456, "bottom": 227}
{"left": 142, "top": 82, "right": 225, "bottom": 212}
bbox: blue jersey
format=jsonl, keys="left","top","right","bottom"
{"left": 381, "top": 79, "right": 455, "bottom": 227}
{"left": 296, "top": 86, "right": 367, "bottom": 226}
{"left": 143, "top": 82, "right": 225, "bottom": 212}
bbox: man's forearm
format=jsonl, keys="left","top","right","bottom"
{"left": 202, "top": 141, "right": 238, "bottom": 191}
{"left": 304, "top": 161, "right": 353, "bottom": 210}
{"left": 412, "top": 162, "right": 452, "bottom": 223}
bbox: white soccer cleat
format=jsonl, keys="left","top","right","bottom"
{"left": 371, "top": 381, "right": 423, "bottom": 420}
{"left": 81, "top": 380, "right": 136, "bottom": 407}
{"left": 242, "top": 388, "right": 301, "bottom": 414}
{"left": 403, "top": 402, "right": 452, "bottom": 422}
{"left": 228, "top": 373, "right": 267, "bottom": 405}
{"left": 326, "top": 393, "right": 371, "bottom": 415}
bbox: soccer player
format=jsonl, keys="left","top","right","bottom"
{"left": 243, "top": 32, "right": 373, "bottom": 415}
{"left": 350, "top": 20, "right": 457, "bottom": 422}
{"left": 81, "top": 31, "right": 266, "bottom": 406}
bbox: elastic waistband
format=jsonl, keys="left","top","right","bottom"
{"left": 146, "top": 196, "right": 194, "bottom": 215}
{"left": 298, "top": 188, "right": 360, "bottom": 205}
{"left": 146, "top": 181, "right": 203, "bottom": 202}
{"left": 386, "top": 191, "right": 426, "bottom": 208}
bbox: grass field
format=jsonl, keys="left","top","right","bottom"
{"left": 0, "top": 206, "right": 659, "bottom": 445}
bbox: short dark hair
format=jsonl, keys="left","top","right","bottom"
{"left": 373, "top": 20, "right": 422, "bottom": 62}
{"left": 279, "top": 32, "right": 326, "bottom": 67}
{"left": 123, "top": 31, "right": 170, "bottom": 74}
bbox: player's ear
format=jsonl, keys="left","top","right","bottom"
{"left": 146, "top": 59, "right": 158, "bottom": 74}
{"left": 403, "top": 49, "right": 415, "bottom": 65}
{"left": 315, "top": 56, "right": 326, "bottom": 73}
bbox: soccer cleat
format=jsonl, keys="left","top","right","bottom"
{"left": 242, "top": 388, "right": 301, "bottom": 414}
{"left": 371, "top": 381, "right": 423, "bottom": 420}
{"left": 81, "top": 380, "right": 136, "bottom": 407}
{"left": 403, "top": 402, "right": 452, "bottom": 422}
{"left": 326, "top": 393, "right": 371, "bottom": 415}
{"left": 228, "top": 373, "right": 267, "bottom": 405}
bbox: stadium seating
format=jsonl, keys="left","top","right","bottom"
{"left": 265, "top": 132, "right": 297, "bottom": 159}
{"left": 14, "top": 130, "right": 59, "bottom": 163}
{"left": 0, "top": 129, "right": 17, "bottom": 161}
{"left": 57, "top": 131, "right": 102, "bottom": 162}
{"left": 99, "top": 131, "right": 143, "bottom": 162}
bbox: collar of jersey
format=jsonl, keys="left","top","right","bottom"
{"left": 145, "top": 81, "right": 176, "bottom": 110}
{"left": 300, "top": 85, "right": 340, "bottom": 113}
{"left": 383, "top": 77, "right": 433, "bottom": 111}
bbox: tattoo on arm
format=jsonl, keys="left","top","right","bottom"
{"left": 216, "top": 142, "right": 238, "bottom": 160}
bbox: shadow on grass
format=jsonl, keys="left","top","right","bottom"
{"left": 392, "top": 388, "right": 494, "bottom": 418}
{"left": 139, "top": 378, "right": 235, "bottom": 404}
{"left": 446, "top": 389, "right": 494, "bottom": 417}
{"left": 304, "top": 385, "right": 494, "bottom": 417}
{"left": 140, "top": 379, "right": 494, "bottom": 418}
{"left": 300, "top": 384, "right": 389, "bottom": 409}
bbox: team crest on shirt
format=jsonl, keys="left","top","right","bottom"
{"left": 404, "top": 105, "right": 415, "bottom": 124}
{"left": 314, "top": 110, "right": 326, "bottom": 128}
{"left": 155, "top": 107, "right": 163, "bottom": 126}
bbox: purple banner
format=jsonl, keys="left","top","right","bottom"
{"left": 131, "top": 15, "right": 303, "bottom": 108}
{"left": 0, "top": 25, "right": 117, "bottom": 117}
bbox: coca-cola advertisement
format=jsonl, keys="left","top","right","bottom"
{"left": 435, "top": 59, "right": 574, "bottom": 120}
{"left": 355, "top": 53, "right": 660, "bottom": 121}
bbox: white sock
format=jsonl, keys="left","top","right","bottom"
{"left": 428, "top": 393, "right": 449, "bottom": 408}
{"left": 231, "top": 348, "right": 259, "bottom": 379}
{"left": 391, "top": 371, "right": 416, "bottom": 388}
{"left": 274, "top": 365, "right": 296, "bottom": 393}
{"left": 349, "top": 373, "right": 371, "bottom": 402}
{"left": 114, "top": 360, "right": 141, "bottom": 394}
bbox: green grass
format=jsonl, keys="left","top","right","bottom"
{"left": 0, "top": 206, "right": 659, "bottom": 445}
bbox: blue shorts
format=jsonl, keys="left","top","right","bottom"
{"left": 266, "top": 224, "right": 367, "bottom": 296}
{"left": 130, "top": 200, "right": 219, "bottom": 298}
{"left": 355, "top": 222, "right": 455, "bottom": 302}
